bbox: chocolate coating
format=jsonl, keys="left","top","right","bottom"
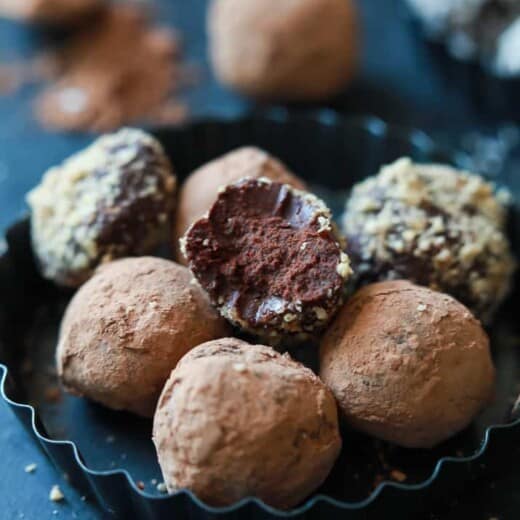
{"left": 27, "top": 128, "right": 176, "bottom": 287}
{"left": 320, "top": 281, "right": 496, "bottom": 448}
{"left": 174, "top": 146, "right": 306, "bottom": 264}
{"left": 56, "top": 257, "right": 230, "bottom": 417}
{"left": 342, "top": 157, "right": 516, "bottom": 322}
{"left": 182, "top": 178, "right": 352, "bottom": 345}
{"left": 153, "top": 337, "right": 341, "bottom": 509}
{"left": 208, "top": 0, "right": 358, "bottom": 100}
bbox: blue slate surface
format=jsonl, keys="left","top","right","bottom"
{"left": 0, "top": 0, "right": 518, "bottom": 519}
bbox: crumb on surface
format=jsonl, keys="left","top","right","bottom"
{"left": 49, "top": 485, "right": 65, "bottom": 502}
{"left": 24, "top": 463, "right": 37, "bottom": 473}
{"left": 157, "top": 482, "right": 167, "bottom": 493}
{"left": 390, "top": 469, "right": 407, "bottom": 482}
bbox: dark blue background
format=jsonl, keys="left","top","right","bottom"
{"left": 0, "top": 0, "right": 519, "bottom": 518}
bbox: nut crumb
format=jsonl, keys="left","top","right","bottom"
{"left": 232, "top": 363, "right": 247, "bottom": 373}
{"left": 49, "top": 485, "right": 64, "bottom": 502}
{"left": 417, "top": 303, "right": 426, "bottom": 312}
{"left": 157, "top": 482, "right": 168, "bottom": 493}
{"left": 136, "top": 481, "right": 145, "bottom": 490}
{"left": 44, "top": 386, "right": 62, "bottom": 403}
{"left": 390, "top": 469, "right": 407, "bottom": 482}
{"left": 24, "top": 463, "right": 37, "bottom": 473}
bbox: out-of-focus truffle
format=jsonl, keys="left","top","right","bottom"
{"left": 153, "top": 337, "right": 341, "bottom": 508}
{"left": 320, "top": 280, "right": 496, "bottom": 448}
{"left": 0, "top": 0, "right": 104, "bottom": 24}
{"left": 27, "top": 128, "right": 176, "bottom": 287}
{"left": 406, "top": 0, "right": 520, "bottom": 76}
{"left": 182, "top": 178, "right": 352, "bottom": 345}
{"left": 495, "top": 17, "right": 520, "bottom": 77}
{"left": 56, "top": 257, "right": 230, "bottom": 417}
{"left": 174, "top": 146, "right": 306, "bottom": 263}
{"left": 208, "top": 0, "right": 358, "bottom": 100}
{"left": 342, "top": 157, "right": 515, "bottom": 322}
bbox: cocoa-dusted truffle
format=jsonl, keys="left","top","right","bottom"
{"left": 153, "top": 337, "right": 341, "bottom": 508}
{"left": 208, "top": 0, "right": 358, "bottom": 100}
{"left": 182, "top": 178, "right": 352, "bottom": 345}
{"left": 174, "top": 146, "right": 306, "bottom": 263}
{"left": 342, "top": 157, "right": 515, "bottom": 322}
{"left": 320, "top": 280, "right": 496, "bottom": 448}
{"left": 57, "top": 257, "right": 229, "bottom": 417}
{"left": 0, "top": 0, "right": 103, "bottom": 24}
{"left": 27, "top": 128, "right": 176, "bottom": 287}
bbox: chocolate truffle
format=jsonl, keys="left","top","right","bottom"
{"left": 0, "top": 0, "right": 103, "bottom": 24}
{"left": 56, "top": 257, "right": 229, "bottom": 417}
{"left": 320, "top": 280, "right": 496, "bottom": 449}
{"left": 182, "top": 178, "right": 352, "bottom": 345}
{"left": 406, "top": 0, "right": 520, "bottom": 76}
{"left": 27, "top": 128, "right": 176, "bottom": 287}
{"left": 174, "top": 146, "right": 306, "bottom": 263}
{"left": 153, "top": 337, "right": 341, "bottom": 508}
{"left": 208, "top": 0, "right": 358, "bottom": 100}
{"left": 342, "top": 157, "right": 515, "bottom": 322}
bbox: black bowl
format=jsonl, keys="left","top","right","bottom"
{"left": 1, "top": 110, "right": 519, "bottom": 519}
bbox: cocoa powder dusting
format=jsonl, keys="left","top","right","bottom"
{"left": 37, "top": 4, "right": 189, "bottom": 131}
{"left": 0, "top": 3, "right": 191, "bottom": 131}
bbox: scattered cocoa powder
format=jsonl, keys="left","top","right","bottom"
{"left": 389, "top": 469, "right": 407, "bottom": 482}
{"left": 0, "top": 3, "right": 191, "bottom": 132}
{"left": 36, "top": 4, "right": 189, "bottom": 131}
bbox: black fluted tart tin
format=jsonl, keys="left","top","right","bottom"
{"left": 1, "top": 111, "right": 519, "bottom": 519}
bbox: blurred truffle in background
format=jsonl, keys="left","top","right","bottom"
{"left": 208, "top": 0, "right": 358, "bottom": 100}
{"left": 406, "top": 0, "right": 520, "bottom": 77}
{"left": 0, "top": 0, "right": 103, "bottom": 24}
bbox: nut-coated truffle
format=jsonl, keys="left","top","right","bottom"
{"left": 174, "top": 146, "right": 306, "bottom": 263}
{"left": 56, "top": 257, "right": 230, "bottom": 417}
{"left": 320, "top": 280, "right": 496, "bottom": 448}
{"left": 182, "top": 178, "right": 352, "bottom": 345}
{"left": 406, "top": 0, "right": 520, "bottom": 77}
{"left": 208, "top": 0, "right": 358, "bottom": 100}
{"left": 27, "top": 128, "right": 177, "bottom": 287}
{"left": 153, "top": 337, "right": 342, "bottom": 508}
{"left": 342, "top": 157, "right": 515, "bottom": 322}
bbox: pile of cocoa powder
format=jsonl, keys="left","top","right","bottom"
{"left": 0, "top": 2, "right": 192, "bottom": 131}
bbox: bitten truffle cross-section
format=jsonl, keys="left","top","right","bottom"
{"left": 182, "top": 177, "right": 352, "bottom": 345}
